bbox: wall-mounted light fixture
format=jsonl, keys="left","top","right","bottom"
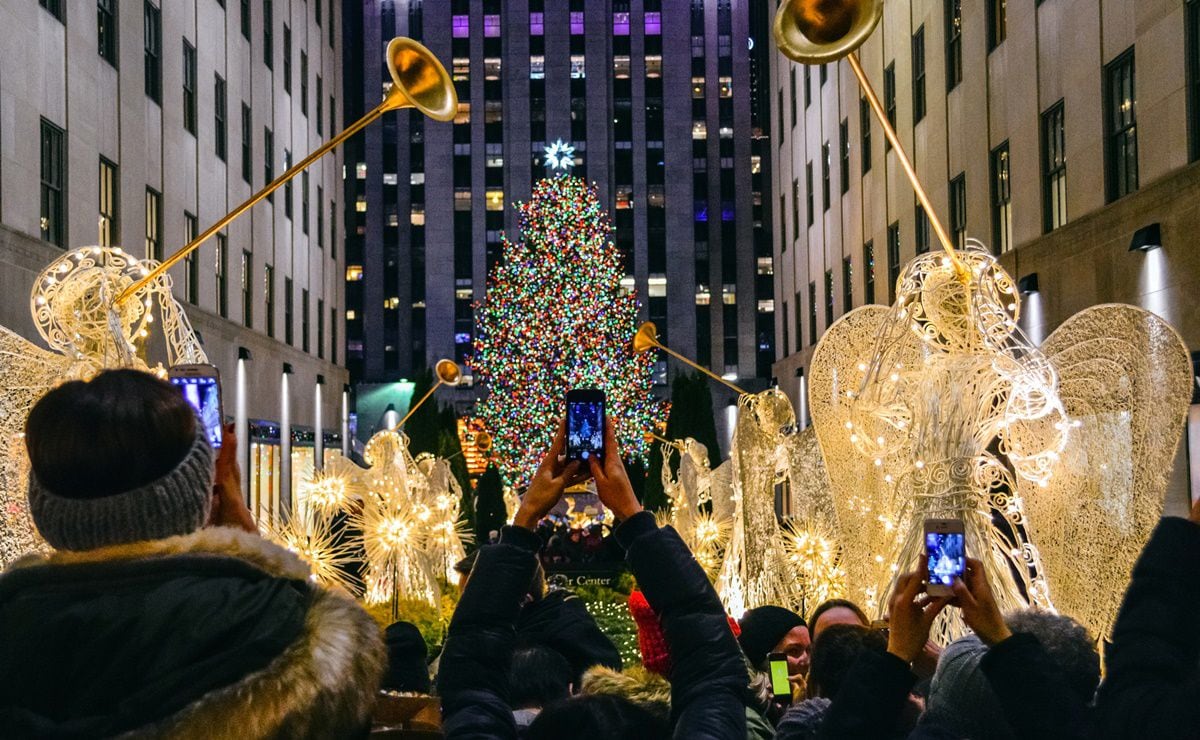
{"left": 1017, "top": 273, "right": 1040, "bottom": 295}
{"left": 1129, "top": 223, "right": 1162, "bottom": 252}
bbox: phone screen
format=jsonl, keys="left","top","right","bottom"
{"left": 769, "top": 656, "right": 790, "bottom": 698}
{"left": 171, "top": 375, "right": 223, "bottom": 449}
{"left": 567, "top": 399, "right": 604, "bottom": 461}
{"left": 925, "top": 531, "right": 965, "bottom": 587}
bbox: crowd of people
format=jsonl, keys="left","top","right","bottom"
{"left": 0, "top": 369, "right": 1198, "bottom": 738}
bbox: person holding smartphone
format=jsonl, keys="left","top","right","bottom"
{"left": 440, "top": 415, "right": 749, "bottom": 739}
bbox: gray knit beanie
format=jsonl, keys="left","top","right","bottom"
{"left": 920, "top": 634, "right": 1015, "bottom": 740}
{"left": 27, "top": 424, "right": 215, "bottom": 551}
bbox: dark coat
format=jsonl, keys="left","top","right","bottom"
{"left": 439, "top": 512, "right": 747, "bottom": 739}
{"left": 1095, "top": 516, "right": 1200, "bottom": 739}
{"left": 0, "top": 526, "right": 385, "bottom": 739}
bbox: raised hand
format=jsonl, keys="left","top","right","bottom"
{"left": 588, "top": 417, "right": 643, "bottom": 521}
{"left": 886, "top": 556, "right": 951, "bottom": 663}
{"left": 950, "top": 557, "right": 1012, "bottom": 645}
{"left": 209, "top": 424, "right": 257, "bottom": 533}
{"left": 514, "top": 418, "right": 587, "bottom": 530}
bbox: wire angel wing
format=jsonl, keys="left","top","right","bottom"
{"left": 1016, "top": 304, "right": 1192, "bottom": 640}
{"left": 0, "top": 324, "right": 76, "bottom": 567}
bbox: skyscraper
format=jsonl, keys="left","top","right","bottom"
{"left": 345, "top": 0, "right": 774, "bottom": 447}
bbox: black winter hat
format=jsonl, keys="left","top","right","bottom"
{"left": 382, "top": 621, "right": 431, "bottom": 694}
{"left": 737, "top": 605, "right": 807, "bottom": 668}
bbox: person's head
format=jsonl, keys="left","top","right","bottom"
{"left": 510, "top": 644, "right": 574, "bottom": 711}
{"left": 807, "top": 623, "right": 887, "bottom": 699}
{"left": 381, "top": 621, "right": 431, "bottom": 694}
{"left": 579, "top": 664, "right": 671, "bottom": 724}
{"left": 809, "top": 598, "right": 869, "bottom": 639}
{"left": 738, "top": 605, "right": 811, "bottom": 678}
{"left": 1004, "top": 609, "right": 1100, "bottom": 702}
{"left": 921, "top": 634, "right": 1014, "bottom": 740}
{"left": 525, "top": 694, "right": 669, "bottom": 740}
{"left": 25, "top": 369, "right": 213, "bottom": 551}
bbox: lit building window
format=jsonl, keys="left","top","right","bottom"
{"left": 530, "top": 55, "right": 545, "bottom": 79}
{"left": 648, "top": 275, "right": 667, "bottom": 298}
{"left": 570, "top": 11, "right": 584, "bottom": 34}
{"left": 613, "top": 12, "right": 630, "bottom": 35}
{"left": 645, "top": 12, "right": 662, "bottom": 35}
{"left": 757, "top": 299, "right": 774, "bottom": 313}
{"left": 695, "top": 286, "right": 711, "bottom": 305}
{"left": 355, "top": 196, "right": 367, "bottom": 212}
{"left": 453, "top": 57, "right": 470, "bottom": 81}
{"left": 454, "top": 103, "right": 471, "bottom": 124}
{"left": 484, "top": 58, "right": 501, "bottom": 80}
{"left": 646, "top": 55, "right": 663, "bottom": 78}
{"left": 384, "top": 297, "right": 400, "bottom": 309}
{"left": 483, "top": 14, "right": 500, "bottom": 37}
{"left": 570, "top": 55, "right": 586, "bottom": 79}
{"left": 722, "top": 285, "right": 737, "bottom": 305}
{"left": 692, "top": 121, "right": 707, "bottom": 139}
{"left": 530, "top": 12, "right": 544, "bottom": 35}
{"left": 454, "top": 189, "right": 472, "bottom": 211}
{"left": 355, "top": 162, "right": 367, "bottom": 178}
{"left": 486, "top": 190, "right": 504, "bottom": 211}
{"left": 411, "top": 205, "right": 425, "bottom": 226}
{"left": 756, "top": 257, "right": 773, "bottom": 275}
{"left": 692, "top": 77, "right": 705, "bottom": 97}
{"left": 718, "top": 76, "right": 732, "bottom": 97}
{"left": 452, "top": 14, "right": 469, "bottom": 38}
{"left": 345, "top": 309, "right": 356, "bottom": 320}
{"left": 383, "top": 173, "right": 398, "bottom": 185}
{"left": 346, "top": 265, "right": 363, "bottom": 281}
{"left": 614, "top": 56, "right": 631, "bottom": 79}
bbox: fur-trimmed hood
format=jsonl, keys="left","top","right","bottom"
{"left": 0, "top": 527, "right": 386, "bottom": 739}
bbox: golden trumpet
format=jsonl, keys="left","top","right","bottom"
{"left": 116, "top": 37, "right": 457, "bottom": 305}
{"left": 773, "top": 0, "right": 965, "bottom": 277}
{"left": 397, "top": 358, "right": 462, "bottom": 430}
{"left": 632, "top": 321, "right": 749, "bottom": 396}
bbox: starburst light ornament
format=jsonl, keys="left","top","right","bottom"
{"left": 543, "top": 138, "right": 576, "bottom": 171}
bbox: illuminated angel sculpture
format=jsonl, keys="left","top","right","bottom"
{"left": 808, "top": 242, "right": 1192, "bottom": 641}
{"left": 0, "top": 246, "right": 206, "bottom": 568}
{"left": 658, "top": 437, "right": 732, "bottom": 576}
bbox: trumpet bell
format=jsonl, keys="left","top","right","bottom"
{"left": 435, "top": 358, "right": 462, "bottom": 385}
{"left": 632, "top": 322, "right": 660, "bottom": 354}
{"left": 384, "top": 37, "right": 458, "bottom": 121}
{"left": 773, "top": 0, "right": 883, "bottom": 65}
{"left": 475, "top": 431, "right": 493, "bottom": 452}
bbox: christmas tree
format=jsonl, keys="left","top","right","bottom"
{"left": 472, "top": 176, "right": 659, "bottom": 486}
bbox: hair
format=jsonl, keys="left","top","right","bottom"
{"left": 1004, "top": 609, "right": 1100, "bottom": 702}
{"left": 25, "top": 369, "right": 197, "bottom": 499}
{"left": 807, "top": 623, "right": 887, "bottom": 699}
{"left": 525, "top": 694, "right": 669, "bottom": 740}
{"left": 808, "top": 599, "right": 869, "bottom": 637}
{"left": 509, "top": 644, "right": 573, "bottom": 710}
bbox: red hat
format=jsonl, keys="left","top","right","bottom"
{"left": 627, "top": 590, "right": 741, "bottom": 677}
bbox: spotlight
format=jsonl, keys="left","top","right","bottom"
{"left": 1129, "top": 223, "right": 1162, "bottom": 252}
{"left": 1017, "top": 273, "right": 1039, "bottom": 295}
{"left": 238, "top": 346, "right": 253, "bottom": 361}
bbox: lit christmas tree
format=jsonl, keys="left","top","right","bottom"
{"left": 472, "top": 176, "right": 659, "bottom": 487}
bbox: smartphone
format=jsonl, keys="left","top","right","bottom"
{"left": 566, "top": 388, "right": 606, "bottom": 463}
{"left": 924, "top": 518, "right": 965, "bottom": 596}
{"left": 169, "top": 363, "right": 225, "bottom": 449}
{"left": 768, "top": 652, "right": 792, "bottom": 702}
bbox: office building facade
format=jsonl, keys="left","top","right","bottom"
{"left": 345, "top": 0, "right": 774, "bottom": 447}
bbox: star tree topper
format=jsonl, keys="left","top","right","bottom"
{"left": 544, "top": 139, "right": 576, "bottom": 171}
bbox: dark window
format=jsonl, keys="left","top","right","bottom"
{"left": 241, "top": 103, "right": 252, "bottom": 184}
{"left": 98, "top": 157, "right": 118, "bottom": 248}
{"left": 778, "top": 88, "right": 785, "bottom": 142}
{"left": 794, "top": 291, "right": 803, "bottom": 348}
{"left": 329, "top": 95, "right": 335, "bottom": 138}
{"left": 284, "top": 276, "right": 293, "bottom": 345}
{"left": 1104, "top": 49, "right": 1138, "bottom": 202}
{"left": 302, "top": 170, "right": 309, "bottom": 234}
{"left": 144, "top": 187, "right": 161, "bottom": 261}
{"left": 912, "top": 26, "right": 926, "bottom": 124}
{"left": 240, "top": 0, "right": 250, "bottom": 40}
{"left": 184, "top": 212, "right": 198, "bottom": 304}
{"left": 317, "top": 185, "right": 324, "bottom": 247}
{"left": 791, "top": 178, "right": 800, "bottom": 240}
{"left": 946, "top": 0, "right": 962, "bottom": 90}
{"left": 40, "top": 0, "right": 64, "bottom": 22}
{"left": 991, "top": 142, "right": 1012, "bottom": 253}
{"left": 915, "top": 203, "right": 930, "bottom": 254}
{"left": 863, "top": 241, "right": 875, "bottom": 304}
{"left": 808, "top": 281, "right": 817, "bottom": 347}
{"left": 1189, "top": 0, "right": 1200, "bottom": 161}
{"left": 950, "top": 173, "right": 967, "bottom": 248}
{"left": 884, "top": 63, "right": 896, "bottom": 149}
{"left": 242, "top": 250, "right": 253, "bottom": 327}
{"left": 1041, "top": 101, "right": 1067, "bottom": 232}
{"left": 144, "top": 2, "right": 161, "bottom": 103}
{"left": 790, "top": 68, "right": 797, "bottom": 127}
{"left": 316, "top": 76, "right": 324, "bottom": 135}
{"left": 328, "top": 0, "right": 335, "bottom": 48}
{"left": 300, "top": 51, "right": 308, "bottom": 115}
{"left": 840, "top": 119, "right": 850, "bottom": 195}
{"left": 804, "top": 66, "right": 811, "bottom": 108}
{"left": 860, "top": 98, "right": 872, "bottom": 173}
{"left": 821, "top": 143, "right": 831, "bottom": 212}
{"left": 282, "top": 24, "right": 291, "bottom": 92}
{"left": 215, "top": 234, "right": 228, "bottom": 318}
{"left": 302, "top": 288, "right": 310, "bottom": 353}
{"left": 183, "top": 41, "right": 197, "bottom": 134}
{"left": 283, "top": 149, "right": 292, "bottom": 218}
{"left": 214, "top": 75, "right": 227, "bottom": 160}
{"left": 887, "top": 222, "right": 900, "bottom": 303}
{"left": 330, "top": 308, "right": 337, "bottom": 364}
{"left": 263, "top": 0, "right": 273, "bottom": 69}
{"left": 265, "top": 264, "right": 275, "bottom": 337}
{"left": 264, "top": 127, "right": 274, "bottom": 200}
{"left": 842, "top": 256, "right": 853, "bottom": 314}
{"left": 330, "top": 200, "right": 337, "bottom": 258}
{"left": 317, "top": 298, "right": 325, "bottom": 359}
{"left": 820, "top": 63, "right": 828, "bottom": 85}
{"left": 824, "top": 270, "right": 834, "bottom": 327}
{"left": 988, "top": 0, "right": 1007, "bottom": 51}
{"left": 98, "top": 0, "right": 118, "bottom": 66}
{"left": 806, "top": 162, "right": 814, "bottom": 227}
{"left": 780, "top": 195, "right": 788, "bottom": 251}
